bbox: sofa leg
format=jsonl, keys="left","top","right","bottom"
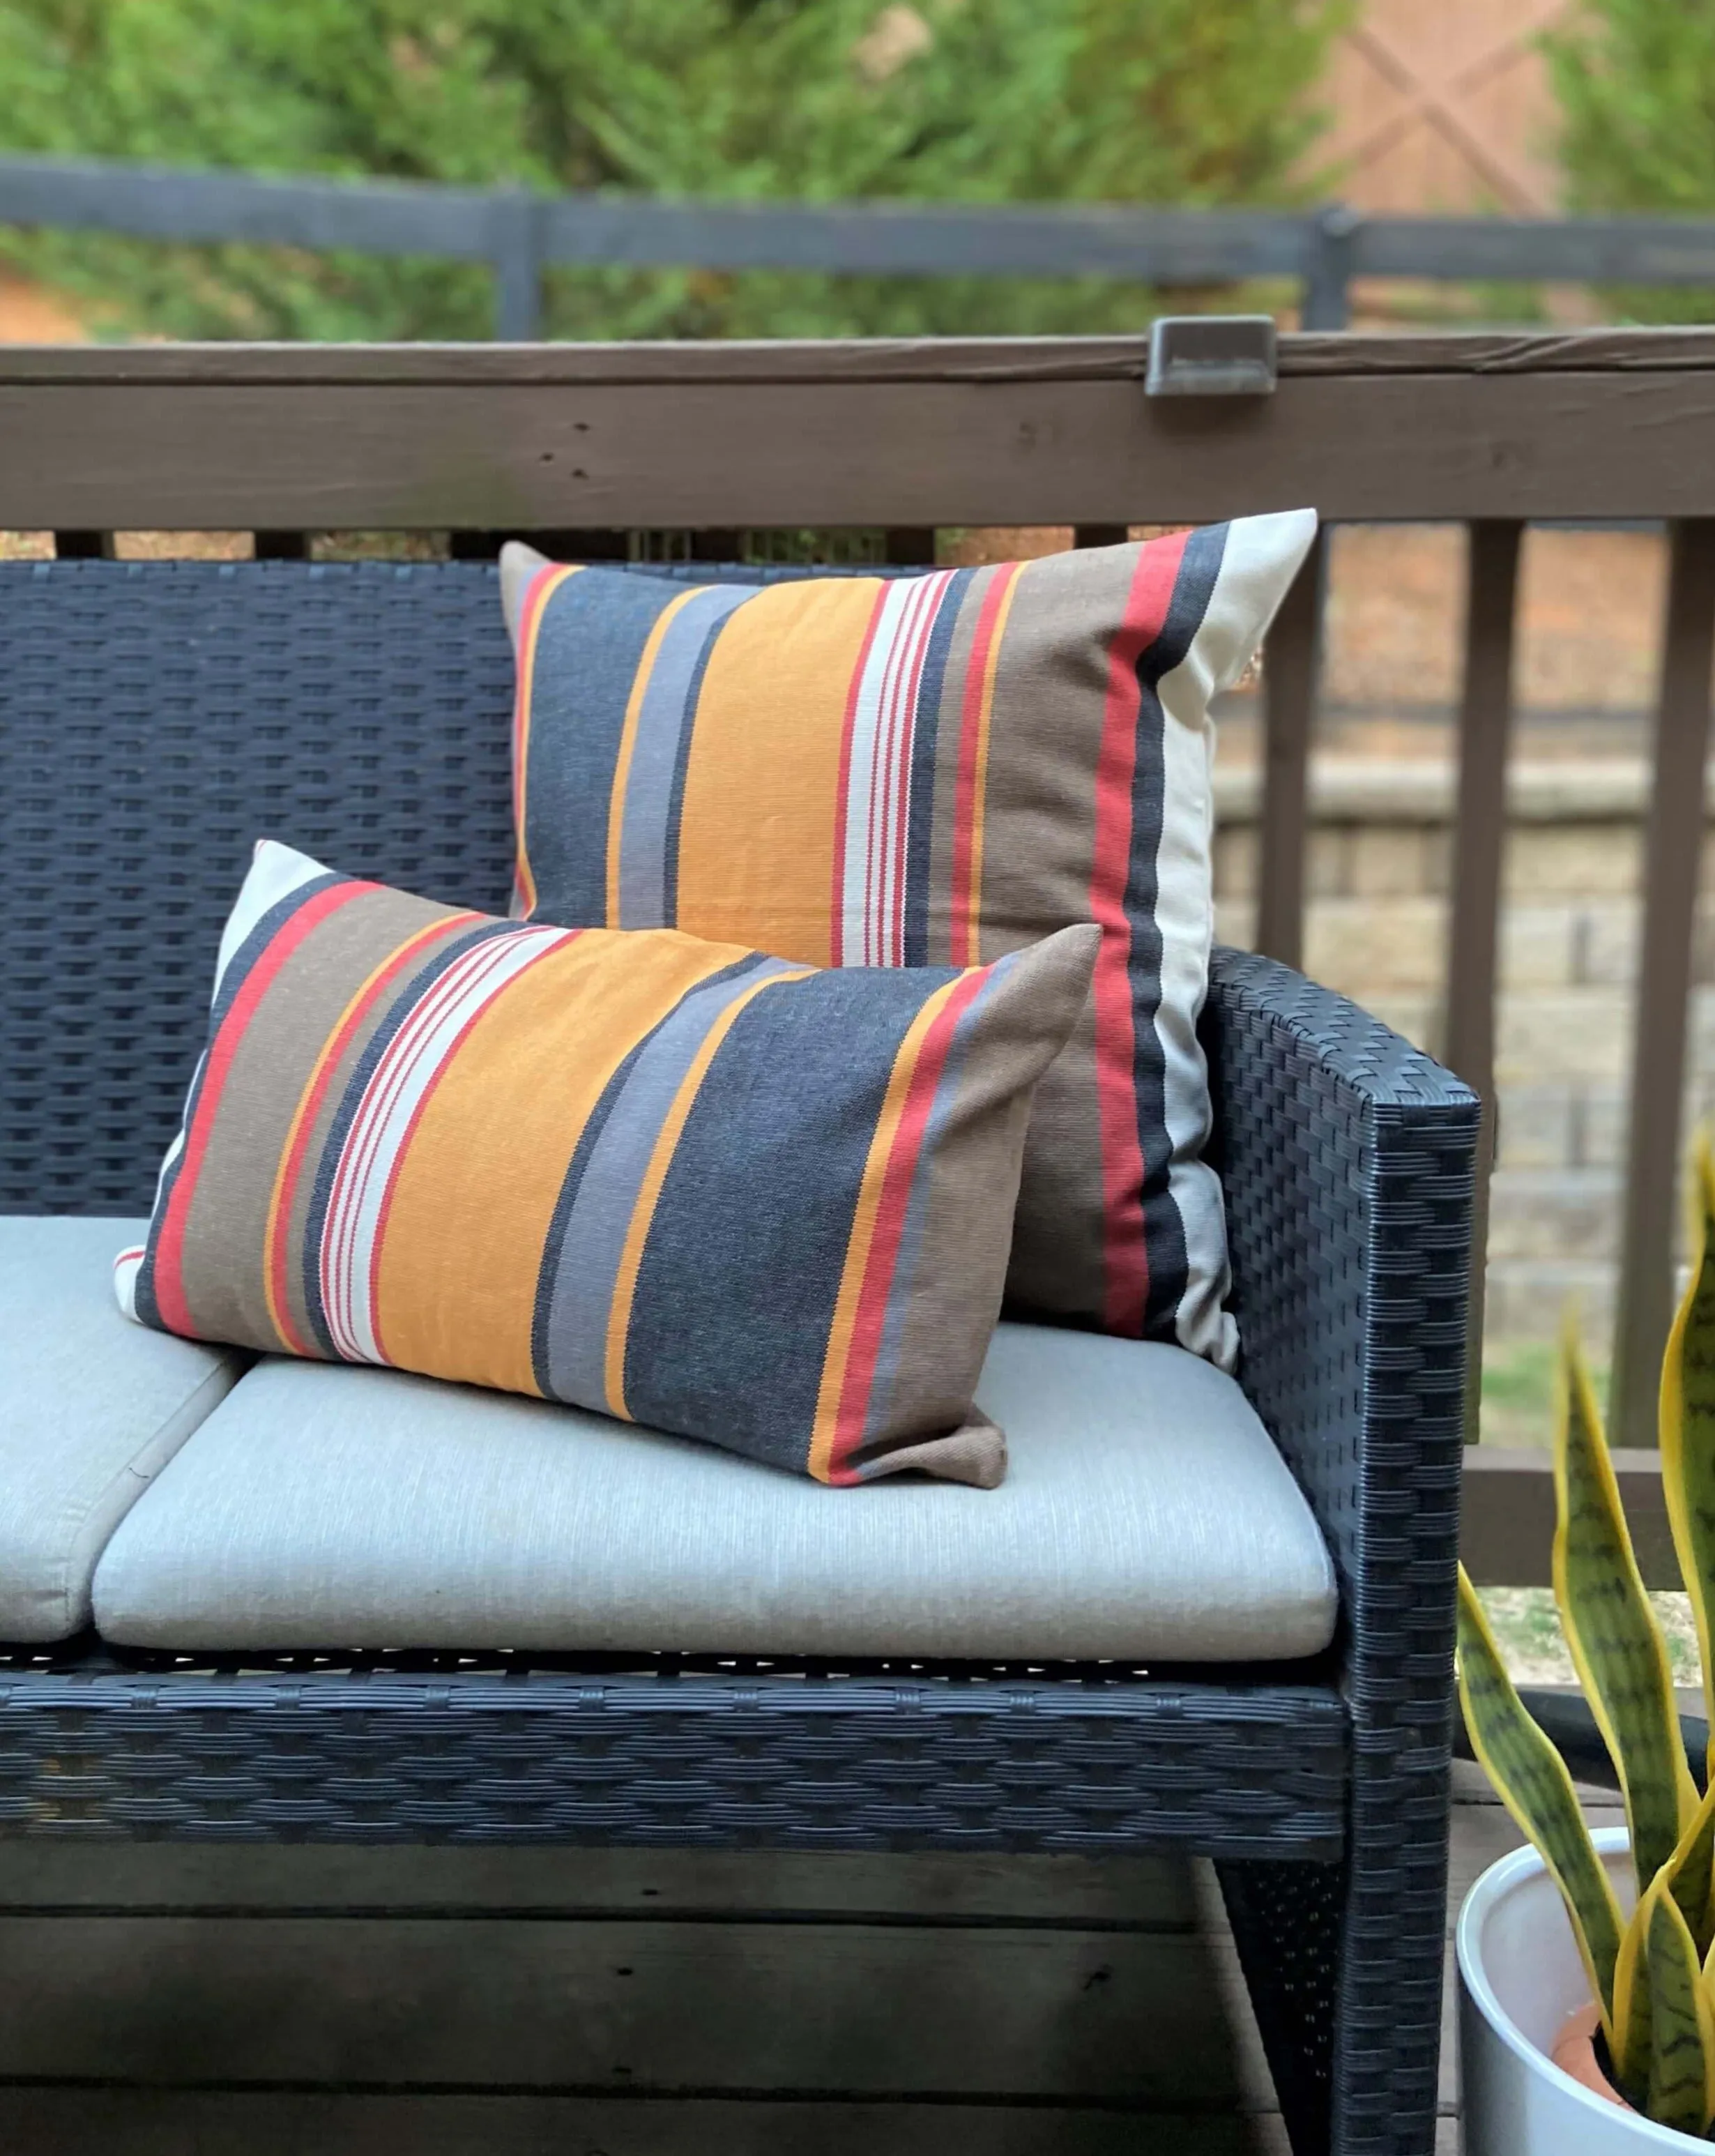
{"left": 1217, "top": 1839, "right": 1446, "bottom": 2156}
{"left": 1217, "top": 1855, "right": 1343, "bottom": 2154}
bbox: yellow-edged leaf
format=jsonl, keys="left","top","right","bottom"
{"left": 1615, "top": 1897, "right": 1655, "bottom": 2101}
{"left": 1639, "top": 1878, "right": 1715, "bottom": 2136}
{"left": 1458, "top": 1567, "right": 1624, "bottom": 2028}
{"left": 1662, "top": 1132, "right": 1715, "bottom": 1784}
{"left": 1658, "top": 1773, "right": 1715, "bottom": 1965}
{"left": 1553, "top": 1319, "right": 1697, "bottom": 1899}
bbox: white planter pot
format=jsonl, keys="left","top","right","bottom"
{"left": 1458, "top": 1826, "right": 1710, "bottom": 2152}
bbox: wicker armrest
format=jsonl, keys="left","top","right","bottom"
{"left": 1202, "top": 946, "right": 1480, "bottom": 1653}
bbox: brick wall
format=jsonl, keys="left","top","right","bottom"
{"left": 1214, "top": 761, "right": 1715, "bottom": 1344}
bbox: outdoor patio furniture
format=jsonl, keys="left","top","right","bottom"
{"left": 0, "top": 339, "right": 1487, "bottom": 2155}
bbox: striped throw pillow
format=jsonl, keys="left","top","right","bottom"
{"left": 115, "top": 841, "right": 1097, "bottom": 1487}
{"left": 501, "top": 513, "right": 1316, "bottom": 1370}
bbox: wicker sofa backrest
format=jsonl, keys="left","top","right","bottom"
{"left": 0, "top": 556, "right": 890, "bottom": 1217}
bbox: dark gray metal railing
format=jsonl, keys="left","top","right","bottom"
{"left": 8, "top": 153, "right": 1715, "bottom": 336}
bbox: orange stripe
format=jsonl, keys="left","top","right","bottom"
{"left": 605, "top": 584, "right": 706, "bottom": 925}
{"left": 261, "top": 913, "right": 473, "bottom": 1353}
{"left": 601, "top": 968, "right": 813, "bottom": 1419}
{"left": 806, "top": 978, "right": 962, "bottom": 1482}
{"left": 511, "top": 562, "right": 585, "bottom": 918}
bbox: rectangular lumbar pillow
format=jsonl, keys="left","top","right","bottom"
{"left": 115, "top": 840, "right": 1096, "bottom": 1487}
{"left": 500, "top": 514, "right": 1316, "bottom": 1369}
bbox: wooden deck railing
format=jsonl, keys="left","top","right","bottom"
{"left": 3, "top": 327, "right": 1712, "bottom": 1580}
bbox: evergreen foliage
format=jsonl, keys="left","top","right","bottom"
{"left": 1546, "top": 0, "right": 1715, "bottom": 321}
{"left": 0, "top": 0, "right": 1348, "bottom": 340}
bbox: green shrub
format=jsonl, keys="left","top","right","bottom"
{"left": 1546, "top": 0, "right": 1715, "bottom": 321}
{"left": 0, "top": 0, "right": 1349, "bottom": 340}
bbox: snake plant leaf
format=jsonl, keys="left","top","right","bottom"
{"left": 1640, "top": 1878, "right": 1715, "bottom": 2137}
{"left": 1457, "top": 1567, "right": 1624, "bottom": 2028}
{"left": 1615, "top": 1896, "right": 1654, "bottom": 2104}
{"left": 1661, "top": 1132, "right": 1715, "bottom": 1779}
{"left": 1659, "top": 1772, "right": 1715, "bottom": 1966}
{"left": 1553, "top": 1319, "right": 1697, "bottom": 1899}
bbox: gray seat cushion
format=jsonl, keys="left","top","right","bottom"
{"left": 0, "top": 1217, "right": 242, "bottom": 1640}
{"left": 92, "top": 1321, "right": 1337, "bottom": 1662}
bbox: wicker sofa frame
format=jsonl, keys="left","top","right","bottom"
{"left": 0, "top": 345, "right": 1480, "bottom": 2156}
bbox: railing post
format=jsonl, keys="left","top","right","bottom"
{"left": 489, "top": 190, "right": 545, "bottom": 340}
{"left": 1300, "top": 203, "right": 1358, "bottom": 332}
{"left": 1442, "top": 520, "right": 1523, "bottom": 1436}
{"left": 1254, "top": 529, "right": 1328, "bottom": 972}
{"left": 1611, "top": 519, "right": 1715, "bottom": 1447}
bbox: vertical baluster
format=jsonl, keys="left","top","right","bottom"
{"left": 1443, "top": 520, "right": 1523, "bottom": 1436}
{"left": 1254, "top": 529, "right": 1327, "bottom": 971}
{"left": 1612, "top": 520, "right": 1715, "bottom": 1448}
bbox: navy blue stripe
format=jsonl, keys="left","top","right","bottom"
{"left": 903, "top": 568, "right": 970, "bottom": 966}
{"left": 622, "top": 966, "right": 956, "bottom": 1474}
{"left": 524, "top": 571, "right": 694, "bottom": 927}
{"left": 135, "top": 870, "right": 346, "bottom": 1333}
{"left": 659, "top": 602, "right": 742, "bottom": 926}
{"left": 297, "top": 918, "right": 516, "bottom": 1359}
{"left": 527, "top": 949, "right": 776, "bottom": 1401}
{"left": 1127, "top": 524, "right": 1228, "bottom": 1341}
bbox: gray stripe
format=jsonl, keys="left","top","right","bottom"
{"left": 543, "top": 958, "right": 796, "bottom": 1410}
{"left": 616, "top": 583, "right": 752, "bottom": 926}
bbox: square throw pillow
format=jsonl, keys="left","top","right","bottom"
{"left": 114, "top": 841, "right": 1096, "bottom": 1487}
{"left": 500, "top": 513, "right": 1316, "bottom": 1369}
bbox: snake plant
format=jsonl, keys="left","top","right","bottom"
{"left": 1456, "top": 1136, "right": 1715, "bottom": 2135}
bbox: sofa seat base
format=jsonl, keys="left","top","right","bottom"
{"left": 0, "top": 1641, "right": 1348, "bottom": 1858}
{"left": 89, "top": 1321, "right": 1337, "bottom": 1665}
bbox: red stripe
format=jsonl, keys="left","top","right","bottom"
{"left": 266, "top": 915, "right": 473, "bottom": 1356}
{"left": 825, "top": 970, "right": 987, "bottom": 1483}
{"left": 1088, "top": 533, "right": 1189, "bottom": 1337}
{"left": 829, "top": 585, "right": 891, "bottom": 968}
{"left": 151, "top": 879, "right": 367, "bottom": 1337}
{"left": 946, "top": 564, "right": 1017, "bottom": 966}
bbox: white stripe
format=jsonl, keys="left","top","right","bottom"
{"left": 839, "top": 572, "right": 951, "bottom": 965}
{"left": 319, "top": 925, "right": 572, "bottom": 1362}
{"left": 1152, "top": 509, "right": 1316, "bottom": 1371}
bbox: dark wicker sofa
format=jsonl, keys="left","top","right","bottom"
{"left": 0, "top": 545, "right": 1478, "bottom": 2156}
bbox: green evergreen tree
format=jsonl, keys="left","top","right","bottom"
{"left": 0, "top": 0, "right": 1348, "bottom": 340}
{"left": 1546, "top": 0, "right": 1715, "bottom": 322}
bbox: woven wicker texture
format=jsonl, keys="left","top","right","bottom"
{"left": 0, "top": 558, "right": 1480, "bottom": 2153}
{"left": 0, "top": 1653, "right": 1346, "bottom": 1854}
{"left": 1207, "top": 947, "right": 1480, "bottom": 2156}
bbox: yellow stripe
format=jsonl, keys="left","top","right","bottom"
{"left": 261, "top": 914, "right": 459, "bottom": 1349}
{"left": 377, "top": 932, "right": 756, "bottom": 1396}
{"left": 605, "top": 583, "right": 706, "bottom": 925}
{"left": 513, "top": 563, "right": 586, "bottom": 917}
{"left": 963, "top": 563, "right": 1023, "bottom": 960}
{"left": 602, "top": 967, "right": 813, "bottom": 1419}
{"left": 806, "top": 978, "right": 961, "bottom": 1482}
{"left": 674, "top": 579, "right": 879, "bottom": 965}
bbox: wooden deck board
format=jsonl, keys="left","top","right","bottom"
{"left": 0, "top": 1772, "right": 1610, "bottom": 2151}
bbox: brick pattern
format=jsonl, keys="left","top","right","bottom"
{"left": 1215, "top": 784, "right": 1715, "bottom": 1342}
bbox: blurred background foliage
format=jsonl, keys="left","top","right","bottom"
{"left": 0, "top": 0, "right": 1350, "bottom": 340}
{"left": 1548, "top": 0, "right": 1715, "bottom": 321}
